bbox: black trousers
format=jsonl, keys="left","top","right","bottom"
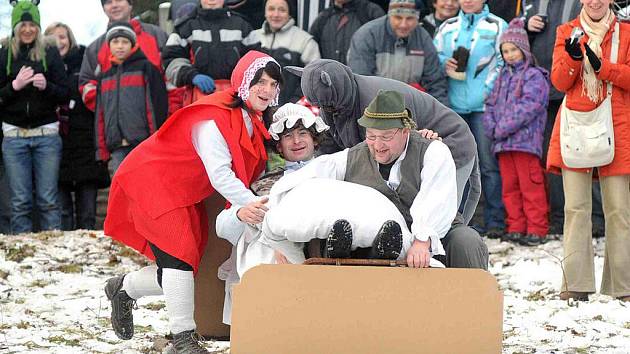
{"left": 148, "top": 243, "right": 193, "bottom": 287}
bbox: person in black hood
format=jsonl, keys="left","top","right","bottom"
{"left": 0, "top": 0, "right": 69, "bottom": 234}
{"left": 45, "top": 22, "right": 110, "bottom": 231}
{"left": 287, "top": 59, "right": 480, "bottom": 225}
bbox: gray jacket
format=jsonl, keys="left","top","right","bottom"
{"left": 294, "top": 59, "right": 475, "bottom": 170}
{"left": 347, "top": 16, "right": 449, "bottom": 107}
{"left": 526, "top": 0, "right": 581, "bottom": 101}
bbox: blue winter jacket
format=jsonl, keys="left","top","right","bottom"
{"left": 482, "top": 61, "right": 549, "bottom": 158}
{"left": 433, "top": 5, "right": 507, "bottom": 113}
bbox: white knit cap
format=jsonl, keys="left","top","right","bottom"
{"left": 269, "top": 103, "right": 329, "bottom": 141}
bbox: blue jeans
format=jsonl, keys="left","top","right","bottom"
{"left": 0, "top": 160, "right": 11, "bottom": 234}
{"left": 460, "top": 112, "right": 505, "bottom": 231}
{"left": 59, "top": 183, "right": 97, "bottom": 230}
{"left": 2, "top": 135, "right": 62, "bottom": 233}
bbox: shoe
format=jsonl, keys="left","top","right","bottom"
{"left": 618, "top": 296, "right": 630, "bottom": 302}
{"left": 104, "top": 275, "right": 136, "bottom": 340}
{"left": 559, "top": 291, "right": 589, "bottom": 301}
{"left": 171, "top": 330, "right": 209, "bottom": 353}
{"left": 323, "top": 219, "right": 353, "bottom": 258}
{"left": 370, "top": 220, "right": 403, "bottom": 260}
{"left": 501, "top": 232, "right": 523, "bottom": 243}
{"left": 519, "top": 234, "right": 547, "bottom": 247}
{"left": 484, "top": 228, "right": 504, "bottom": 239}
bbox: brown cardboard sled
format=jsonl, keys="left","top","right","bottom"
{"left": 231, "top": 264, "right": 503, "bottom": 354}
{"left": 194, "top": 195, "right": 231, "bottom": 338}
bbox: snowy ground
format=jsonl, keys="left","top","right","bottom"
{"left": 0, "top": 231, "right": 629, "bottom": 353}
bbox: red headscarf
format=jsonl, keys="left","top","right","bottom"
{"left": 230, "top": 50, "right": 281, "bottom": 107}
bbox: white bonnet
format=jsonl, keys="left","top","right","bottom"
{"left": 269, "top": 103, "right": 329, "bottom": 140}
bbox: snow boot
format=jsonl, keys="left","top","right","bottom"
{"left": 104, "top": 275, "right": 136, "bottom": 340}
{"left": 370, "top": 220, "right": 403, "bottom": 260}
{"left": 323, "top": 219, "right": 353, "bottom": 258}
{"left": 171, "top": 330, "right": 209, "bottom": 353}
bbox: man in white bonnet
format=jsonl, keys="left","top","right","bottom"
{"left": 215, "top": 102, "right": 329, "bottom": 325}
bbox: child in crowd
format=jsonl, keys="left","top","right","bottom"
{"left": 95, "top": 21, "right": 168, "bottom": 173}
{"left": 482, "top": 18, "right": 549, "bottom": 246}
{"left": 216, "top": 102, "right": 329, "bottom": 325}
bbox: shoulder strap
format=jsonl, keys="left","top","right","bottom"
{"left": 607, "top": 22, "right": 619, "bottom": 96}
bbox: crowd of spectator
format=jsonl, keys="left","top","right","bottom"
{"left": 0, "top": 0, "right": 628, "bottom": 260}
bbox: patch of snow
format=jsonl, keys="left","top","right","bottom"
{"left": 1, "top": 231, "right": 629, "bottom": 353}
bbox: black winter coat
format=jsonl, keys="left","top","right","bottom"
{"left": 58, "top": 46, "right": 110, "bottom": 188}
{"left": 0, "top": 42, "right": 69, "bottom": 128}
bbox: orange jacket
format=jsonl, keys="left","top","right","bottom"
{"left": 547, "top": 18, "right": 630, "bottom": 176}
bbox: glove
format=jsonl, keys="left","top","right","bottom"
{"left": 583, "top": 43, "right": 601, "bottom": 72}
{"left": 11, "top": 65, "right": 34, "bottom": 91}
{"left": 192, "top": 74, "right": 215, "bottom": 94}
{"left": 32, "top": 73, "right": 47, "bottom": 91}
{"left": 564, "top": 38, "right": 583, "bottom": 61}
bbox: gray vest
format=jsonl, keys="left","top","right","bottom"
{"left": 344, "top": 132, "right": 431, "bottom": 228}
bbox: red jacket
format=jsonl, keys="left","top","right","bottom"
{"left": 547, "top": 18, "right": 630, "bottom": 176}
{"left": 79, "top": 19, "right": 167, "bottom": 111}
{"left": 110, "top": 90, "right": 267, "bottom": 220}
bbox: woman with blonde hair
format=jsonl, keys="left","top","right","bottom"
{"left": 0, "top": 0, "right": 68, "bottom": 234}
{"left": 44, "top": 22, "right": 110, "bottom": 231}
{"left": 547, "top": 0, "right": 630, "bottom": 302}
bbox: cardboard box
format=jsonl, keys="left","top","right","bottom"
{"left": 231, "top": 265, "right": 503, "bottom": 353}
{"left": 194, "top": 195, "right": 231, "bottom": 338}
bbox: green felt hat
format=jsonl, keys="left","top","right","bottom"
{"left": 12, "top": 0, "right": 40, "bottom": 31}
{"left": 358, "top": 90, "right": 416, "bottom": 130}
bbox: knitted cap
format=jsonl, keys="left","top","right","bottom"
{"left": 101, "top": 0, "right": 132, "bottom": 6}
{"left": 269, "top": 103, "right": 329, "bottom": 141}
{"left": 358, "top": 90, "right": 416, "bottom": 130}
{"left": 11, "top": 0, "right": 40, "bottom": 30}
{"left": 106, "top": 21, "right": 137, "bottom": 47}
{"left": 389, "top": 0, "right": 419, "bottom": 17}
{"left": 499, "top": 18, "right": 531, "bottom": 60}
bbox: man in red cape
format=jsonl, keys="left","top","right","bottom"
{"left": 101, "top": 51, "right": 282, "bottom": 352}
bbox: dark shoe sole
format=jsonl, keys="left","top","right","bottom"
{"left": 325, "top": 219, "right": 353, "bottom": 258}
{"left": 372, "top": 220, "right": 403, "bottom": 260}
{"left": 105, "top": 275, "right": 134, "bottom": 340}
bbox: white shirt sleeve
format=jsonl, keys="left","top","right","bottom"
{"left": 191, "top": 120, "right": 257, "bottom": 207}
{"left": 410, "top": 141, "right": 457, "bottom": 245}
{"left": 215, "top": 206, "right": 245, "bottom": 246}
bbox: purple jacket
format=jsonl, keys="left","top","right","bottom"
{"left": 483, "top": 61, "right": 549, "bottom": 158}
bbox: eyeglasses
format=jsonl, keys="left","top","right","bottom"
{"left": 365, "top": 129, "right": 401, "bottom": 142}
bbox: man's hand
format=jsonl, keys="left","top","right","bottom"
{"left": 445, "top": 58, "right": 458, "bottom": 73}
{"left": 236, "top": 197, "right": 269, "bottom": 224}
{"left": 406, "top": 239, "right": 431, "bottom": 268}
{"left": 274, "top": 250, "right": 289, "bottom": 264}
{"left": 418, "top": 129, "right": 442, "bottom": 141}
{"left": 527, "top": 15, "right": 545, "bottom": 32}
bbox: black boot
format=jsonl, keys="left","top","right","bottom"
{"left": 171, "top": 330, "right": 209, "bottom": 353}
{"left": 520, "top": 234, "right": 547, "bottom": 247}
{"left": 501, "top": 232, "right": 523, "bottom": 243}
{"left": 370, "top": 220, "right": 403, "bottom": 260}
{"left": 323, "top": 219, "right": 353, "bottom": 258}
{"left": 104, "top": 275, "right": 136, "bottom": 340}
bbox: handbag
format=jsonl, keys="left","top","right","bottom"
{"left": 560, "top": 22, "right": 619, "bottom": 169}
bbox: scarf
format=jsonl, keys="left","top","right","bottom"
{"left": 579, "top": 8, "right": 613, "bottom": 103}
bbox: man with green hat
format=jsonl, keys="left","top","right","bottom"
{"left": 268, "top": 90, "right": 488, "bottom": 269}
